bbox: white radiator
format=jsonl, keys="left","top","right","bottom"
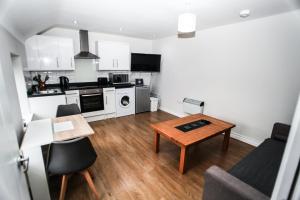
{"left": 183, "top": 98, "right": 204, "bottom": 114}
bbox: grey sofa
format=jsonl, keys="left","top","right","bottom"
{"left": 203, "top": 123, "right": 290, "bottom": 200}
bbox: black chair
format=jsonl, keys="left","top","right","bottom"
{"left": 47, "top": 104, "right": 100, "bottom": 200}
{"left": 56, "top": 104, "right": 81, "bottom": 117}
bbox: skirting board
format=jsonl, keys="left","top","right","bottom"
{"left": 159, "top": 107, "right": 262, "bottom": 147}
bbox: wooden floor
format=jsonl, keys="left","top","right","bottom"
{"left": 49, "top": 111, "right": 254, "bottom": 200}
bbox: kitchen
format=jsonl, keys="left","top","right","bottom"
{"left": 23, "top": 28, "right": 161, "bottom": 122}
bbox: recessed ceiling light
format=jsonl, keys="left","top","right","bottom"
{"left": 119, "top": 27, "right": 123, "bottom": 32}
{"left": 240, "top": 9, "right": 250, "bottom": 18}
{"left": 73, "top": 20, "right": 78, "bottom": 25}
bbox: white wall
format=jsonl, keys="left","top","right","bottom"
{"left": 0, "top": 24, "right": 27, "bottom": 145}
{"left": 152, "top": 10, "right": 300, "bottom": 145}
{"left": 39, "top": 27, "right": 153, "bottom": 84}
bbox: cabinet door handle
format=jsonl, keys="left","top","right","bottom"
{"left": 117, "top": 59, "right": 118, "bottom": 68}
{"left": 76, "top": 98, "right": 78, "bottom": 105}
{"left": 71, "top": 58, "right": 73, "bottom": 68}
{"left": 106, "top": 96, "right": 108, "bottom": 104}
{"left": 56, "top": 57, "right": 59, "bottom": 68}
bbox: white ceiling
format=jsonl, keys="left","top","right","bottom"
{"left": 0, "top": 0, "right": 300, "bottom": 41}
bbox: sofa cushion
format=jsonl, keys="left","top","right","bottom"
{"left": 228, "top": 138, "right": 285, "bottom": 197}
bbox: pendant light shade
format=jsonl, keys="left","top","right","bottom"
{"left": 178, "top": 13, "right": 196, "bottom": 33}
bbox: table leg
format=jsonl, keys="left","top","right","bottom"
{"left": 154, "top": 131, "right": 160, "bottom": 153}
{"left": 222, "top": 129, "right": 231, "bottom": 151}
{"left": 179, "top": 146, "right": 188, "bottom": 174}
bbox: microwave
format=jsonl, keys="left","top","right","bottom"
{"left": 109, "top": 73, "right": 129, "bottom": 84}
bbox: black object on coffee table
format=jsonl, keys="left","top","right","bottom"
{"left": 176, "top": 119, "right": 211, "bottom": 132}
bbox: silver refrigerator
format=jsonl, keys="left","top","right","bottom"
{"left": 135, "top": 86, "right": 151, "bottom": 113}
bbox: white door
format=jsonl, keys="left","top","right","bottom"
{"left": 37, "top": 36, "right": 59, "bottom": 70}
{"left": 104, "top": 88, "right": 116, "bottom": 114}
{"left": 25, "top": 36, "right": 40, "bottom": 70}
{"left": 115, "top": 43, "right": 130, "bottom": 70}
{"left": 0, "top": 62, "right": 31, "bottom": 200}
{"left": 58, "top": 38, "right": 75, "bottom": 70}
{"left": 271, "top": 95, "right": 300, "bottom": 199}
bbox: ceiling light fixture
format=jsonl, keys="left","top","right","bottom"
{"left": 178, "top": 13, "right": 196, "bottom": 33}
{"left": 240, "top": 9, "right": 250, "bottom": 18}
{"left": 178, "top": 1, "right": 196, "bottom": 38}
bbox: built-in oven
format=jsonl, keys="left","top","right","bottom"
{"left": 79, "top": 88, "right": 104, "bottom": 113}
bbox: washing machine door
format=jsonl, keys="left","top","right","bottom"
{"left": 120, "top": 94, "right": 131, "bottom": 108}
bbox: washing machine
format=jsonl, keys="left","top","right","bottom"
{"left": 115, "top": 87, "right": 135, "bottom": 117}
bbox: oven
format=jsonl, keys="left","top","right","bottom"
{"left": 79, "top": 88, "right": 104, "bottom": 113}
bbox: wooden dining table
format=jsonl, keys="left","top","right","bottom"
{"left": 151, "top": 114, "right": 235, "bottom": 174}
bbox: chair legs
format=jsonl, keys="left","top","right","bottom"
{"left": 59, "top": 175, "right": 69, "bottom": 200}
{"left": 80, "top": 170, "right": 100, "bottom": 200}
{"left": 58, "top": 170, "right": 99, "bottom": 200}
{"left": 88, "top": 168, "right": 94, "bottom": 179}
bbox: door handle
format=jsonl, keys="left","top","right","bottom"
{"left": 56, "top": 57, "right": 59, "bottom": 68}
{"left": 81, "top": 94, "right": 101, "bottom": 97}
{"left": 17, "top": 155, "right": 29, "bottom": 173}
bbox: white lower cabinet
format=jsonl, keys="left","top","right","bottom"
{"left": 65, "top": 90, "right": 80, "bottom": 110}
{"left": 29, "top": 95, "right": 66, "bottom": 119}
{"left": 104, "top": 87, "right": 116, "bottom": 115}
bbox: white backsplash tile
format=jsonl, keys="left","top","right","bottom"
{"left": 25, "top": 59, "right": 153, "bottom": 86}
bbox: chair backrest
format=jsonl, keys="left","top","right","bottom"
{"left": 56, "top": 104, "right": 81, "bottom": 117}
{"left": 47, "top": 137, "right": 97, "bottom": 175}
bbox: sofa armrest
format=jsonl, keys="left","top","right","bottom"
{"left": 203, "top": 166, "right": 269, "bottom": 200}
{"left": 271, "top": 123, "right": 290, "bottom": 142}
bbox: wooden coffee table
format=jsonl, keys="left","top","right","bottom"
{"left": 151, "top": 114, "right": 235, "bottom": 174}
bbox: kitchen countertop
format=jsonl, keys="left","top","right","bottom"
{"left": 27, "top": 82, "right": 136, "bottom": 98}
{"left": 28, "top": 91, "right": 65, "bottom": 98}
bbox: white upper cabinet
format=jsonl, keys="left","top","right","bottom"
{"left": 25, "top": 37, "right": 41, "bottom": 70}
{"left": 37, "top": 36, "right": 59, "bottom": 70}
{"left": 25, "top": 35, "right": 75, "bottom": 71}
{"left": 58, "top": 38, "right": 75, "bottom": 70}
{"left": 96, "top": 41, "right": 130, "bottom": 71}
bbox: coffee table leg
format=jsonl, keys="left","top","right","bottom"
{"left": 223, "top": 129, "right": 231, "bottom": 151}
{"left": 154, "top": 131, "right": 160, "bottom": 153}
{"left": 179, "top": 146, "right": 188, "bottom": 174}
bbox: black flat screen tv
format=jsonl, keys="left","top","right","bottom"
{"left": 131, "top": 53, "right": 161, "bottom": 72}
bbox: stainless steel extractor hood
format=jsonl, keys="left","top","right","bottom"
{"left": 74, "top": 30, "right": 99, "bottom": 59}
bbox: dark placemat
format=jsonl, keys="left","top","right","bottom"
{"left": 176, "top": 119, "right": 211, "bottom": 133}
